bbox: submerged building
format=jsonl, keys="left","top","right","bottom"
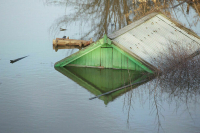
{"left": 54, "top": 12, "right": 200, "bottom": 103}
{"left": 55, "top": 67, "right": 150, "bottom": 104}
{"left": 55, "top": 12, "right": 200, "bottom": 73}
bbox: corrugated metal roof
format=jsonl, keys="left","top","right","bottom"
{"left": 108, "top": 13, "right": 200, "bottom": 71}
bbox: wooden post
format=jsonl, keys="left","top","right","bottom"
{"left": 53, "top": 45, "right": 82, "bottom": 52}
{"left": 53, "top": 38, "right": 93, "bottom": 47}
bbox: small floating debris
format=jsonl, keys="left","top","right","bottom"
{"left": 60, "top": 28, "right": 66, "bottom": 31}
{"left": 54, "top": 12, "right": 200, "bottom": 74}
{"left": 10, "top": 56, "right": 28, "bottom": 64}
{"left": 53, "top": 37, "right": 93, "bottom": 47}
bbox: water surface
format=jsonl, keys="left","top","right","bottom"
{"left": 0, "top": 0, "right": 200, "bottom": 133}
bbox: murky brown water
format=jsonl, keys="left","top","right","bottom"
{"left": 0, "top": 0, "right": 200, "bottom": 133}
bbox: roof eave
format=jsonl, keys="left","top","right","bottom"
{"left": 111, "top": 40, "right": 160, "bottom": 73}
{"left": 54, "top": 38, "right": 105, "bottom": 67}
{"left": 108, "top": 12, "right": 159, "bottom": 39}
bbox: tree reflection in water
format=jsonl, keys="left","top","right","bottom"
{"left": 46, "top": 0, "right": 200, "bottom": 131}
{"left": 46, "top": 0, "right": 134, "bottom": 40}
{"left": 123, "top": 49, "right": 200, "bottom": 131}
{"left": 46, "top": 0, "right": 200, "bottom": 40}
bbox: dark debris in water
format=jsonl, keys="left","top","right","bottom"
{"left": 10, "top": 55, "right": 29, "bottom": 64}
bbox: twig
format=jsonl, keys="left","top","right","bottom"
{"left": 89, "top": 79, "right": 148, "bottom": 100}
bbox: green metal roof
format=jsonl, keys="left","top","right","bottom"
{"left": 55, "top": 35, "right": 154, "bottom": 73}
{"left": 55, "top": 66, "right": 151, "bottom": 105}
{"left": 108, "top": 12, "right": 200, "bottom": 71}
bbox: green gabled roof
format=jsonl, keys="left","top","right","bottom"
{"left": 54, "top": 35, "right": 110, "bottom": 67}
{"left": 55, "top": 35, "right": 154, "bottom": 73}
{"left": 55, "top": 66, "right": 151, "bottom": 105}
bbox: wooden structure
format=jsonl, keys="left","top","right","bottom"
{"left": 53, "top": 37, "right": 93, "bottom": 47}
{"left": 54, "top": 12, "right": 200, "bottom": 73}
{"left": 55, "top": 66, "right": 150, "bottom": 104}
{"left": 53, "top": 45, "right": 82, "bottom": 52}
{"left": 55, "top": 35, "right": 153, "bottom": 73}
{"left": 108, "top": 12, "right": 200, "bottom": 71}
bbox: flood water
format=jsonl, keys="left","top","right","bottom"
{"left": 0, "top": 0, "right": 200, "bottom": 133}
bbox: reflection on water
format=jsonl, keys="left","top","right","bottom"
{"left": 53, "top": 62, "right": 200, "bottom": 132}
{"left": 123, "top": 53, "right": 200, "bottom": 131}
{"left": 53, "top": 45, "right": 83, "bottom": 52}
{"left": 54, "top": 50, "right": 200, "bottom": 131}
{"left": 0, "top": 0, "right": 199, "bottom": 132}
{"left": 55, "top": 66, "right": 152, "bottom": 104}
{"left": 49, "top": 0, "right": 200, "bottom": 132}
{"left": 46, "top": 0, "right": 200, "bottom": 40}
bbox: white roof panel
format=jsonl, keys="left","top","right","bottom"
{"left": 111, "top": 13, "right": 200, "bottom": 70}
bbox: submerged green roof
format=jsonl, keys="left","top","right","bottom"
{"left": 55, "top": 66, "right": 151, "bottom": 105}
{"left": 55, "top": 35, "right": 154, "bottom": 73}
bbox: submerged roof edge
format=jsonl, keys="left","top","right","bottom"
{"left": 54, "top": 38, "right": 105, "bottom": 67}
{"left": 112, "top": 40, "right": 159, "bottom": 73}
{"left": 55, "top": 67, "right": 103, "bottom": 95}
{"left": 157, "top": 14, "right": 200, "bottom": 45}
{"left": 108, "top": 12, "right": 159, "bottom": 39}
{"left": 108, "top": 11, "right": 200, "bottom": 43}
{"left": 55, "top": 67, "right": 153, "bottom": 105}
{"left": 111, "top": 41, "right": 155, "bottom": 73}
{"left": 54, "top": 35, "right": 155, "bottom": 73}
